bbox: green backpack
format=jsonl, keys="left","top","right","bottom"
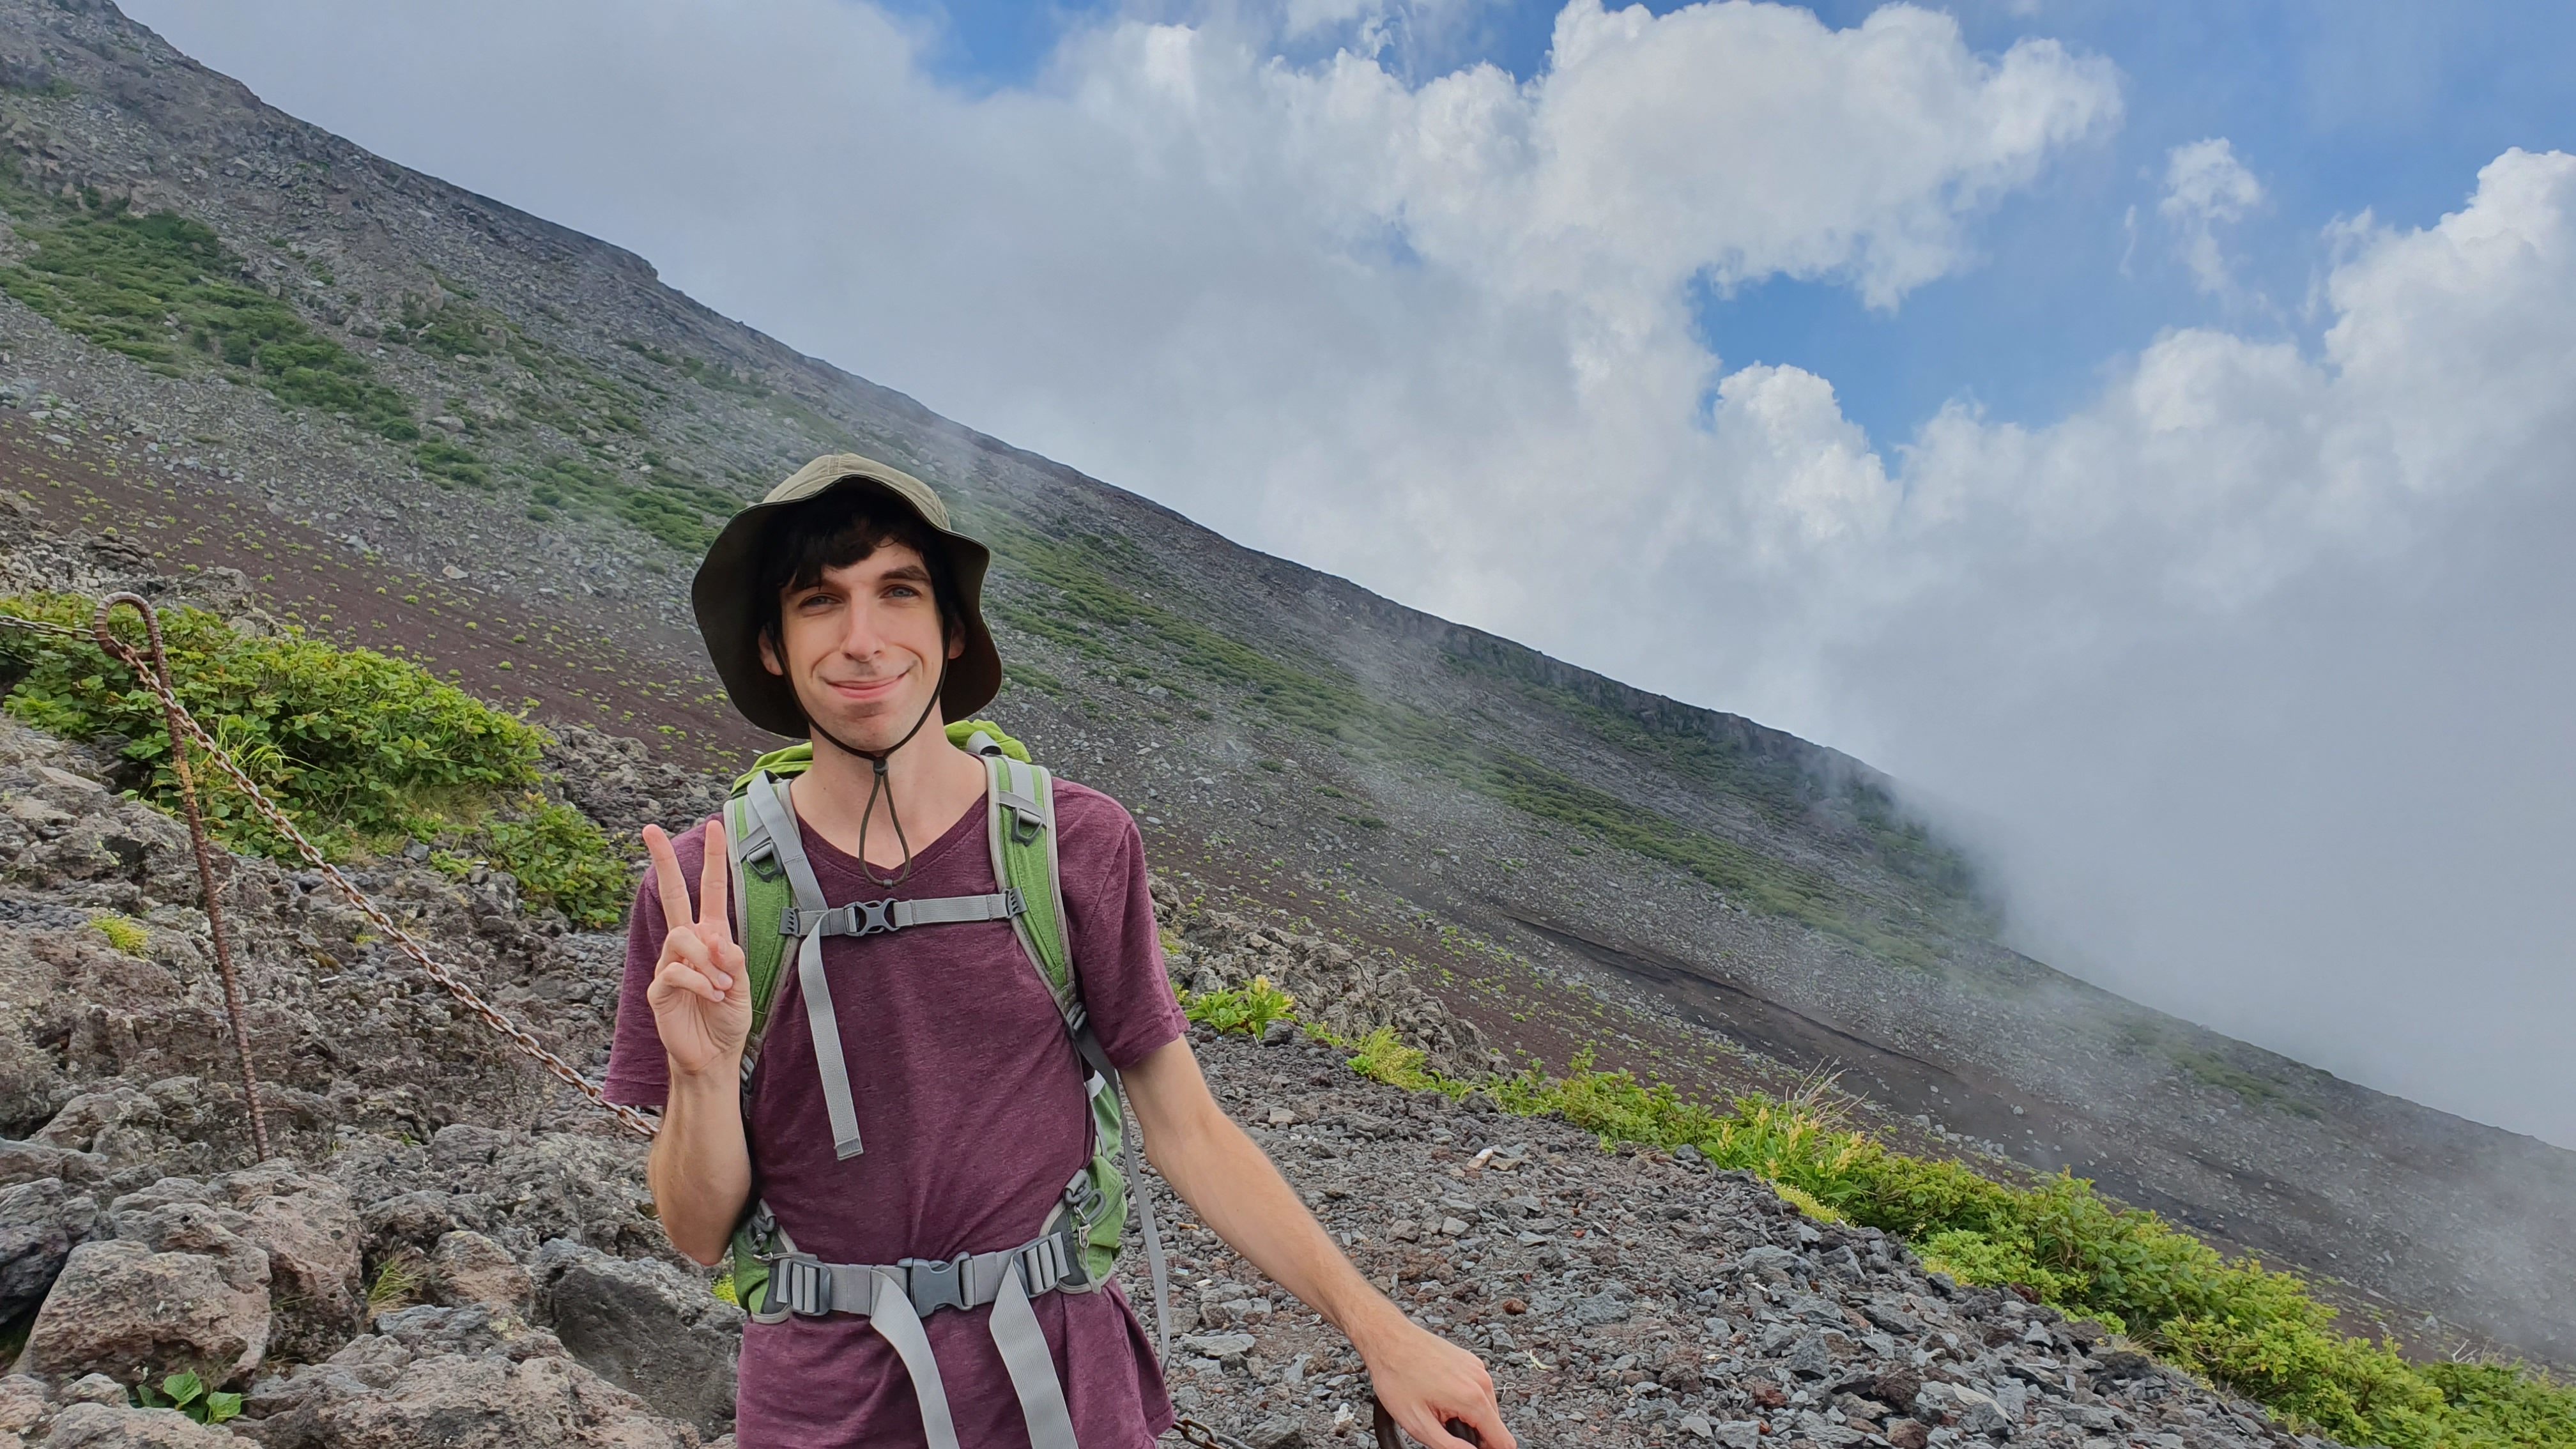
{"left": 716, "top": 720, "right": 1167, "bottom": 1449}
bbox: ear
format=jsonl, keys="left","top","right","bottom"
{"left": 758, "top": 629, "right": 785, "bottom": 678}
{"left": 947, "top": 631, "right": 965, "bottom": 662}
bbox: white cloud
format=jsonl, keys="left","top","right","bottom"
{"left": 2159, "top": 136, "right": 2265, "bottom": 295}
{"left": 118, "top": 3, "right": 2576, "bottom": 1144}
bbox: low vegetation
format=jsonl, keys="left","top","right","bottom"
{"left": 0, "top": 174, "right": 415, "bottom": 440}
{"left": 129, "top": 1368, "right": 241, "bottom": 1426}
{"left": 1178, "top": 975, "right": 1298, "bottom": 1038}
{"left": 0, "top": 593, "right": 632, "bottom": 926}
{"left": 1335, "top": 1028, "right": 2575, "bottom": 1449}
{"left": 87, "top": 912, "right": 148, "bottom": 954}
{"left": 516, "top": 452, "right": 737, "bottom": 552}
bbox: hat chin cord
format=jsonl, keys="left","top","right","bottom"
{"left": 808, "top": 654, "right": 949, "bottom": 889}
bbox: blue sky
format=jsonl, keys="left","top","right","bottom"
{"left": 887, "top": 0, "right": 2576, "bottom": 444}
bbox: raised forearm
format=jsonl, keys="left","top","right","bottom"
{"left": 647, "top": 1064, "right": 753, "bottom": 1266}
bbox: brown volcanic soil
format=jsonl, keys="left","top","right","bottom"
{"left": 0, "top": 414, "right": 767, "bottom": 770}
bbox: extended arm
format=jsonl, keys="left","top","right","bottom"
{"left": 1122, "top": 1036, "right": 1514, "bottom": 1449}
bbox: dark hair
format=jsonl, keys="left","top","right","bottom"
{"left": 751, "top": 486, "right": 964, "bottom": 663}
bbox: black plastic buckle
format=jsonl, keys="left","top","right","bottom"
{"left": 853, "top": 899, "right": 898, "bottom": 935}
{"left": 902, "top": 1253, "right": 972, "bottom": 1315}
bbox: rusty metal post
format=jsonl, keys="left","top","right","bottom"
{"left": 93, "top": 592, "right": 270, "bottom": 1162}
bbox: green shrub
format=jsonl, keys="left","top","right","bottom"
{"left": 415, "top": 439, "right": 490, "bottom": 489}
{"left": 481, "top": 797, "right": 631, "bottom": 928}
{"left": 1181, "top": 976, "right": 1298, "bottom": 1038}
{"left": 1340, "top": 1024, "right": 1440, "bottom": 1091}
{"left": 0, "top": 594, "right": 631, "bottom": 923}
{"left": 513, "top": 454, "right": 735, "bottom": 553}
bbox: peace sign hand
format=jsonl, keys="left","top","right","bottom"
{"left": 641, "top": 818, "right": 753, "bottom": 1082}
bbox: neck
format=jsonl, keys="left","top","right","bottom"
{"left": 788, "top": 715, "right": 985, "bottom": 873}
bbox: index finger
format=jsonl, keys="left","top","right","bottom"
{"left": 698, "top": 816, "right": 732, "bottom": 947}
{"left": 642, "top": 823, "right": 693, "bottom": 930}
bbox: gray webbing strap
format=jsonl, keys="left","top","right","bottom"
{"left": 750, "top": 1186, "right": 1096, "bottom": 1449}
{"left": 781, "top": 891, "right": 1024, "bottom": 937}
{"left": 861, "top": 1266, "right": 961, "bottom": 1449}
{"left": 1114, "top": 1066, "right": 1170, "bottom": 1367}
{"left": 994, "top": 755, "right": 1051, "bottom": 833}
{"left": 742, "top": 775, "right": 865, "bottom": 1160}
{"left": 898, "top": 892, "right": 1020, "bottom": 926}
{"left": 992, "top": 1262, "right": 1078, "bottom": 1449}
{"left": 1062, "top": 1012, "right": 1169, "bottom": 1366}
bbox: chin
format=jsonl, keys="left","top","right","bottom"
{"left": 808, "top": 698, "right": 914, "bottom": 749}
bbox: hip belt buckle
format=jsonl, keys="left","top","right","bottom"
{"left": 901, "top": 1252, "right": 973, "bottom": 1315}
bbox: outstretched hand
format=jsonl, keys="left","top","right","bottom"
{"left": 641, "top": 819, "right": 751, "bottom": 1080}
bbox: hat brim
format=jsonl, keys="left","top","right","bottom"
{"left": 692, "top": 462, "right": 1000, "bottom": 739}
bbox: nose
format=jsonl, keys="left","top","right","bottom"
{"left": 829, "top": 596, "right": 890, "bottom": 663}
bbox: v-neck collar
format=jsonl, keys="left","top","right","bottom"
{"left": 787, "top": 777, "right": 991, "bottom": 886}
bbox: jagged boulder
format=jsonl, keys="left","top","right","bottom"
{"left": 249, "top": 1306, "right": 699, "bottom": 1449}
{"left": 107, "top": 1166, "right": 362, "bottom": 1364}
{"left": 532, "top": 1239, "right": 740, "bottom": 1438}
{"left": 0, "top": 1179, "right": 98, "bottom": 1328}
{"left": 429, "top": 1230, "right": 533, "bottom": 1319}
{"left": 0, "top": 1144, "right": 105, "bottom": 1194}
{"left": 0, "top": 1374, "right": 49, "bottom": 1439}
{"left": 34, "top": 1401, "right": 241, "bottom": 1448}
{"left": 16, "top": 1222, "right": 270, "bottom": 1388}
{"left": 326, "top": 1126, "right": 660, "bottom": 1269}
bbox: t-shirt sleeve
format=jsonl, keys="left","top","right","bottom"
{"left": 601, "top": 821, "right": 710, "bottom": 1109}
{"left": 1058, "top": 786, "right": 1186, "bottom": 1070}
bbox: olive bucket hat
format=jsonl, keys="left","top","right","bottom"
{"left": 691, "top": 452, "right": 1001, "bottom": 739}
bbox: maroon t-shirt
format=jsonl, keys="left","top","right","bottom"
{"left": 604, "top": 776, "right": 1186, "bottom": 1448}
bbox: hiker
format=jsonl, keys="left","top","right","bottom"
{"left": 603, "top": 454, "right": 1514, "bottom": 1448}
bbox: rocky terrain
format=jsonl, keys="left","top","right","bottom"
{"left": 0, "top": 590, "right": 2346, "bottom": 1444}
{"left": 0, "top": 0, "right": 2563, "bottom": 1381}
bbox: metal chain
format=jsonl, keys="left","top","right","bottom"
{"left": 1174, "top": 1417, "right": 1257, "bottom": 1449}
{"left": 1, "top": 597, "right": 657, "bottom": 1141}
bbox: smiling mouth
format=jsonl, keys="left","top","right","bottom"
{"left": 824, "top": 673, "right": 907, "bottom": 702}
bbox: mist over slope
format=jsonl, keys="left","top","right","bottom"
{"left": 0, "top": 0, "right": 2565, "bottom": 1367}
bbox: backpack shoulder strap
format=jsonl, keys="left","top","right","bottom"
{"left": 728, "top": 767, "right": 868, "bottom": 1160}
{"left": 723, "top": 783, "right": 794, "bottom": 1057}
{"left": 958, "top": 723, "right": 1169, "bottom": 1363}
{"left": 978, "top": 742, "right": 1077, "bottom": 1012}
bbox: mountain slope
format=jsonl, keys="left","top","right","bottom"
{"left": 0, "top": 0, "right": 2566, "bottom": 1365}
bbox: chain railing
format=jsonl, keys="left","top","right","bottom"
{"left": 0, "top": 593, "right": 657, "bottom": 1146}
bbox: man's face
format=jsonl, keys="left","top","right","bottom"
{"left": 759, "top": 541, "right": 962, "bottom": 751}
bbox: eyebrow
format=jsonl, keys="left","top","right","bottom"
{"left": 877, "top": 562, "right": 933, "bottom": 585}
